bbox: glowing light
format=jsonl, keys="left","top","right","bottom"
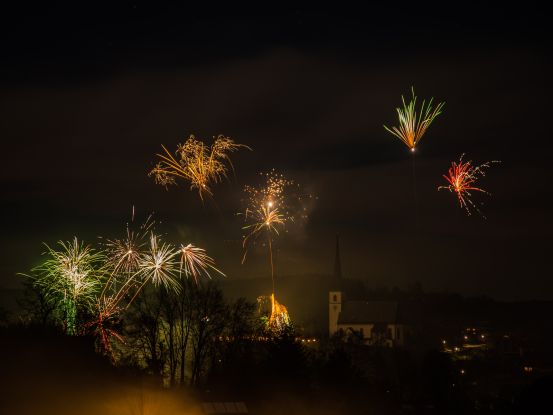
{"left": 258, "top": 293, "right": 291, "bottom": 332}
{"left": 384, "top": 87, "right": 445, "bottom": 151}
{"left": 149, "top": 134, "right": 250, "bottom": 201}
{"left": 438, "top": 154, "right": 500, "bottom": 217}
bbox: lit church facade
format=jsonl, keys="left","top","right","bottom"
{"left": 328, "top": 236, "right": 406, "bottom": 347}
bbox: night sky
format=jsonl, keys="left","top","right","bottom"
{"left": 1, "top": 4, "right": 551, "bottom": 300}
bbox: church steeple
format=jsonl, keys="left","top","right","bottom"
{"left": 329, "top": 234, "right": 343, "bottom": 336}
{"left": 332, "top": 234, "right": 342, "bottom": 289}
{"left": 334, "top": 234, "right": 342, "bottom": 279}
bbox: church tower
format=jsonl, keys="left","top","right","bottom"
{"left": 329, "top": 234, "right": 343, "bottom": 337}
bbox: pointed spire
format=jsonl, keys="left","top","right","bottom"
{"left": 333, "top": 234, "right": 342, "bottom": 281}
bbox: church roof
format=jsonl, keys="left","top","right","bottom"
{"left": 338, "top": 300, "right": 398, "bottom": 324}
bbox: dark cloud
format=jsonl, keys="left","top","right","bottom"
{"left": 1, "top": 6, "right": 551, "bottom": 300}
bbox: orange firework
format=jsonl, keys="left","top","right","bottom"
{"left": 268, "top": 293, "right": 290, "bottom": 330}
{"left": 439, "top": 154, "right": 499, "bottom": 217}
{"left": 257, "top": 293, "right": 290, "bottom": 332}
{"left": 149, "top": 134, "right": 250, "bottom": 201}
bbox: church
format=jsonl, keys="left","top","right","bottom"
{"left": 328, "top": 236, "right": 406, "bottom": 347}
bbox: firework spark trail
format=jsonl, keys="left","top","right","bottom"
{"left": 102, "top": 214, "right": 154, "bottom": 302}
{"left": 130, "top": 233, "right": 180, "bottom": 299}
{"left": 23, "top": 205, "right": 225, "bottom": 358}
{"left": 241, "top": 171, "right": 313, "bottom": 331}
{"left": 92, "top": 211, "right": 224, "bottom": 357}
{"left": 89, "top": 212, "right": 155, "bottom": 356}
{"left": 241, "top": 171, "right": 292, "bottom": 293}
{"left": 178, "top": 243, "right": 225, "bottom": 284}
{"left": 149, "top": 134, "right": 250, "bottom": 201}
{"left": 257, "top": 294, "right": 291, "bottom": 332}
{"left": 92, "top": 231, "right": 223, "bottom": 357}
{"left": 84, "top": 295, "right": 125, "bottom": 360}
{"left": 242, "top": 204, "right": 285, "bottom": 298}
{"left": 384, "top": 87, "right": 444, "bottom": 227}
{"left": 383, "top": 87, "right": 445, "bottom": 152}
{"left": 29, "top": 238, "right": 105, "bottom": 335}
{"left": 438, "top": 154, "right": 500, "bottom": 217}
{"left": 269, "top": 293, "right": 290, "bottom": 330}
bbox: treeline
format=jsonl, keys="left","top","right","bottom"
{"left": 12, "top": 279, "right": 553, "bottom": 414}
{"left": 18, "top": 277, "right": 262, "bottom": 387}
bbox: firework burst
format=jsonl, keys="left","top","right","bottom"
{"left": 105, "top": 214, "right": 154, "bottom": 276}
{"left": 85, "top": 295, "right": 125, "bottom": 359}
{"left": 101, "top": 213, "right": 155, "bottom": 303}
{"left": 178, "top": 243, "right": 225, "bottom": 284}
{"left": 384, "top": 87, "right": 445, "bottom": 151}
{"left": 30, "top": 238, "right": 105, "bottom": 335}
{"left": 241, "top": 205, "right": 285, "bottom": 262}
{"left": 137, "top": 233, "right": 180, "bottom": 292}
{"left": 240, "top": 170, "right": 302, "bottom": 265}
{"left": 438, "top": 154, "right": 499, "bottom": 217}
{"left": 149, "top": 134, "right": 250, "bottom": 201}
{"left": 90, "top": 210, "right": 224, "bottom": 357}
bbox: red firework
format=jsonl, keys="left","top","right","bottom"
{"left": 439, "top": 154, "right": 499, "bottom": 217}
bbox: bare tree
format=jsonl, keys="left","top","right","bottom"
{"left": 189, "top": 281, "right": 226, "bottom": 386}
{"left": 126, "top": 287, "right": 166, "bottom": 381}
{"left": 17, "top": 279, "right": 57, "bottom": 327}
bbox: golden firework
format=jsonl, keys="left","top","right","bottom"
{"left": 269, "top": 293, "right": 290, "bottom": 330}
{"left": 240, "top": 170, "right": 295, "bottom": 267}
{"left": 178, "top": 243, "right": 225, "bottom": 284}
{"left": 241, "top": 171, "right": 313, "bottom": 333}
{"left": 257, "top": 293, "right": 291, "bottom": 332}
{"left": 149, "top": 134, "right": 250, "bottom": 201}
